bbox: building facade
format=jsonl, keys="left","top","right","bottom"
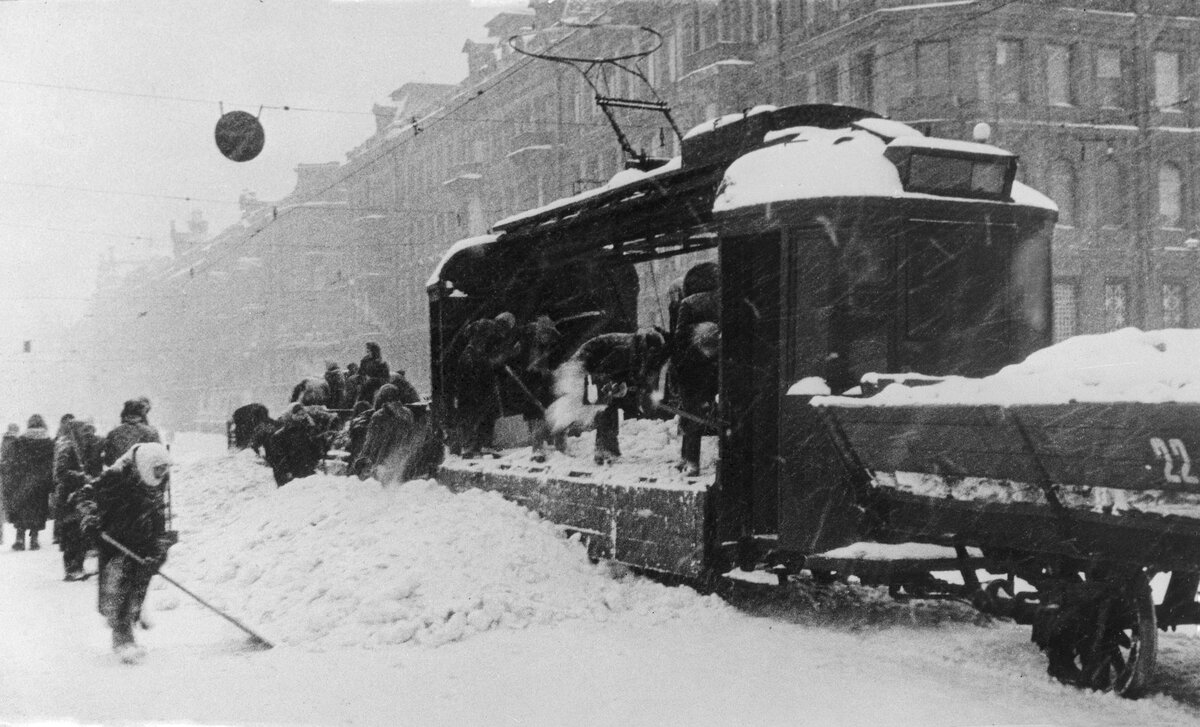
{"left": 86, "top": 0, "right": 1200, "bottom": 430}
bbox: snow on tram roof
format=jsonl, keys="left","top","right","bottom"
{"left": 714, "top": 126, "right": 1057, "bottom": 213}
{"left": 426, "top": 234, "right": 499, "bottom": 288}
{"left": 491, "top": 156, "right": 683, "bottom": 230}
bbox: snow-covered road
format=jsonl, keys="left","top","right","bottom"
{"left": 2, "top": 435, "right": 1200, "bottom": 726}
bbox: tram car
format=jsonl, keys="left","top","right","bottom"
{"left": 427, "top": 104, "right": 1200, "bottom": 696}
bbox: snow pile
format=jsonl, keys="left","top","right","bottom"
{"left": 160, "top": 444, "right": 729, "bottom": 650}
{"left": 462, "top": 417, "right": 718, "bottom": 488}
{"left": 815, "top": 328, "right": 1200, "bottom": 407}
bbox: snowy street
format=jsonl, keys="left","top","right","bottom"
{"left": 1, "top": 434, "right": 1199, "bottom": 726}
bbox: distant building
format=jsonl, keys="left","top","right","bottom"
{"left": 87, "top": 0, "right": 1200, "bottom": 430}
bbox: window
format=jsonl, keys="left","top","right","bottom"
{"left": 916, "top": 40, "right": 951, "bottom": 97}
{"left": 1155, "top": 51, "right": 1182, "bottom": 110}
{"left": 1104, "top": 279, "right": 1129, "bottom": 331}
{"left": 1047, "top": 159, "right": 1077, "bottom": 226}
{"left": 718, "top": 0, "right": 742, "bottom": 43}
{"left": 1098, "top": 160, "right": 1126, "bottom": 228}
{"left": 1163, "top": 281, "right": 1187, "bottom": 328}
{"left": 1053, "top": 280, "right": 1079, "bottom": 342}
{"left": 1159, "top": 163, "right": 1183, "bottom": 228}
{"left": 1046, "top": 44, "right": 1075, "bottom": 105}
{"left": 817, "top": 64, "right": 839, "bottom": 102}
{"left": 851, "top": 50, "right": 874, "bottom": 108}
{"left": 1096, "top": 47, "right": 1124, "bottom": 108}
{"left": 996, "top": 39, "right": 1026, "bottom": 103}
{"left": 700, "top": 5, "right": 718, "bottom": 49}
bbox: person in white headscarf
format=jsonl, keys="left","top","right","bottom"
{"left": 77, "top": 442, "right": 174, "bottom": 662}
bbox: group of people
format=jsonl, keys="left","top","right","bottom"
{"left": 233, "top": 342, "right": 433, "bottom": 487}
{"left": 448, "top": 261, "right": 722, "bottom": 475}
{"left": 1, "top": 396, "right": 176, "bottom": 662}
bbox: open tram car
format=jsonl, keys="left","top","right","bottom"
{"left": 428, "top": 104, "right": 1200, "bottom": 695}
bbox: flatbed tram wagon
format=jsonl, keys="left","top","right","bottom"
{"left": 428, "top": 104, "right": 1200, "bottom": 695}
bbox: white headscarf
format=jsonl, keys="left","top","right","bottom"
{"left": 114, "top": 442, "right": 172, "bottom": 486}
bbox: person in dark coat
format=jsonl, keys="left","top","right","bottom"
{"left": 388, "top": 370, "right": 421, "bottom": 405}
{"left": 344, "top": 400, "right": 373, "bottom": 472}
{"left": 101, "top": 399, "right": 161, "bottom": 467}
{"left": 672, "top": 262, "right": 720, "bottom": 476}
{"left": 547, "top": 328, "right": 670, "bottom": 465}
{"left": 231, "top": 403, "right": 273, "bottom": 454}
{"left": 2, "top": 415, "right": 56, "bottom": 551}
{"left": 453, "top": 312, "right": 519, "bottom": 458}
{"left": 357, "top": 342, "right": 391, "bottom": 407}
{"left": 503, "top": 315, "right": 565, "bottom": 462}
{"left": 290, "top": 377, "right": 332, "bottom": 407}
{"left": 342, "top": 363, "right": 362, "bottom": 410}
{"left": 54, "top": 418, "right": 102, "bottom": 580}
{"left": 264, "top": 402, "right": 338, "bottom": 487}
{"left": 0, "top": 423, "right": 18, "bottom": 544}
{"left": 354, "top": 384, "right": 418, "bottom": 484}
{"left": 77, "top": 442, "right": 174, "bottom": 662}
{"left": 323, "top": 362, "right": 346, "bottom": 411}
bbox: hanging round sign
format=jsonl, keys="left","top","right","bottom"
{"left": 214, "top": 110, "right": 265, "bottom": 162}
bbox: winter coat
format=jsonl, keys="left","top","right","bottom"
{"left": 356, "top": 401, "right": 416, "bottom": 482}
{"left": 265, "top": 404, "right": 338, "bottom": 486}
{"left": 2, "top": 427, "right": 55, "bottom": 529}
{"left": 324, "top": 369, "right": 346, "bottom": 410}
{"left": 53, "top": 421, "right": 102, "bottom": 522}
{"left": 78, "top": 449, "right": 170, "bottom": 561}
{"left": 101, "top": 417, "right": 161, "bottom": 467}
{"left": 573, "top": 330, "right": 669, "bottom": 394}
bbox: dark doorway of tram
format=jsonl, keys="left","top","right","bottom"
{"left": 718, "top": 230, "right": 783, "bottom": 564}
{"left": 428, "top": 241, "right": 641, "bottom": 452}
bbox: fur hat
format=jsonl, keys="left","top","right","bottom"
{"left": 27, "top": 414, "right": 47, "bottom": 430}
{"left": 374, "top": 384, "right": 401, "bottom": 407}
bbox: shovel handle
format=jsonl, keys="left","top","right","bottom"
{"left": 100, "top": 532, "right": 274, "bottom": 648}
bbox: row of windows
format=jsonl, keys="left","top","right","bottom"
{"left": 1045, "top": 159, "right": 1191, "bottom": 229}
{"left": 1053, "top": 278, "right": 1188, "bottom": 342}
{"left": 914, "top": 38, "right": 1189, "bottom": 109}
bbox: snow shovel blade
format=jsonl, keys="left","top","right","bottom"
{"left": 100, "top": 532, "right": 274, "bottom": 649}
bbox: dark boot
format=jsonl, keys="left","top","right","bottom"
{"left": 28, "top": 531, "right": 39, "bottom": 550}
{"left": 12, "top": 529, "right": 25, "bottom": 551}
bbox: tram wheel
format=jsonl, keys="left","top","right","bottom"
{"left": 1045, "top": 571, "right": 1157, "bottom": 698}
{"left": 1082, "top": 572, "right": 1157, "bottom": 698}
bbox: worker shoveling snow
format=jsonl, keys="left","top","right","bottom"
{"left": 152, "top": 445, "right": 730, "bottom": 649}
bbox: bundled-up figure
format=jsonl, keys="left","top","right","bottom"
{"left": 2, "top": 415, "right": 55, "bottom": 551}
{"left": 357, "top": 342, "right": 391, "bottom": 407}
{"left": 323, "top": 362, "right": 346, "bottom": 411}
{"left": 453, "top": 312, "right": 519, "bottom": 458}
{"left": 101, "top": 399, "right": 161, "bottom": 466}
{"left": 230, "top": 403, "right": 274, "bottom": 455}
{"left": 54, "top": 417, "right": 102, "bottom": 580}
{"left": 505, "top": 315, "right": 564, "bottom": 462}
{"left": 77, "top": 442, "right": 174, "bottom": 662}
{"left": 290, "top": 376, "right": 332, "bottom": 407}
{"left": 671, "top": 262, "right": 720, "bottom": 476}
{"left": 264, "top": 402, "right": 339, "bottom": 487}
{"left": 0, "top": 423, "right": 16, "bottom": 544}
{"left": 547, "top": 328, "right": 670, "bottom": 465}
{"left": 341, "top": 363, "right": 362, "bottom": 410}
{"left": 354, "top": 384, "right": 416, "bottom": 484}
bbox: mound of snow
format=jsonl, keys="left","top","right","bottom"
{"left": 815, "top": 328, "right": 1200, "bottom": 407}
{"left": 158, "top": 442, "right": 729, "bottom": 649}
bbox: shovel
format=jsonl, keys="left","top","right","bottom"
{"left": 100, "top": 532, "right": 274, "bottom": 649}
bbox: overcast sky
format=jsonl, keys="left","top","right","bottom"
{"left": 0, "top": 0, "right": 523, "bottom": 347}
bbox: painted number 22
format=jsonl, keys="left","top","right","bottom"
{"left": 1150, "top": 437, "right": 1200, "bottom": 485}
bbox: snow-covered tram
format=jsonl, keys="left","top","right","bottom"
{"left": 428, "top": 103, "right": 1154, "bottom": 686}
